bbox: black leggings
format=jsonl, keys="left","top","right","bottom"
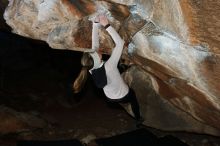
{"left": 107, "top": 88, "right": 141, "bottom": 120}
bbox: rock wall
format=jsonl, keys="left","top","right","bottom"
{"left": 3, "top": 0, "right": 220, "bottom": 135}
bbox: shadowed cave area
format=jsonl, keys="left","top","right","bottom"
{"left": 0, "top": 0, "right": 220, "bottom": 146}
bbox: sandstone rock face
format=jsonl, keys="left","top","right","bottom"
{"left": 3, "top": 0, "right": 220, "bottom": 135}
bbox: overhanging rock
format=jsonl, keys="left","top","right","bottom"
{"left": 3, "top": 0, "right": 220, "bottom": 136}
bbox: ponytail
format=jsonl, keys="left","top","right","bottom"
{"left": 73, "top": 66, "right": 89, "bottom": 93}
{"left": 72, "top": 53, "right": 94, "bottom": 93}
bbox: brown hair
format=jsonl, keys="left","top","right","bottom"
{"left": 72, "top": 53, "right": 94, "bottom": 93}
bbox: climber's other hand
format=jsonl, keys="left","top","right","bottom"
{"left": 99, "top": 14, "right": 109, "bottom": 27}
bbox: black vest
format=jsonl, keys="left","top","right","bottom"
{"left": 91, "top": 64, "right": 107, "bottom": 88}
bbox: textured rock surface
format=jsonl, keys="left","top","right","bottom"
{"left": 3, "top": 0, "right": 220, "bottom": 135}
{"left": 0, "top": 105, "right": 46, "bottom": 135}
{"left": 123, "top": 66, "right": 220, "bottom": 136}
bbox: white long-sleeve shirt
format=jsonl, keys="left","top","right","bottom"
{"left": 92, "top": 22, "right": 99, "bottom": 51}
{"left": 91, "top": 22, "right": 129, "bottom": 99}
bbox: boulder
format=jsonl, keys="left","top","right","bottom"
{"left": 3, "top": 0, "right": 220, "bottom": 135}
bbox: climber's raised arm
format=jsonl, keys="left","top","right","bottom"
{"left": 92, "top": 16, "right": 100, "bottom": 51}
{"left": 99, "top": 15, "right": 124, "bottom": 67}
